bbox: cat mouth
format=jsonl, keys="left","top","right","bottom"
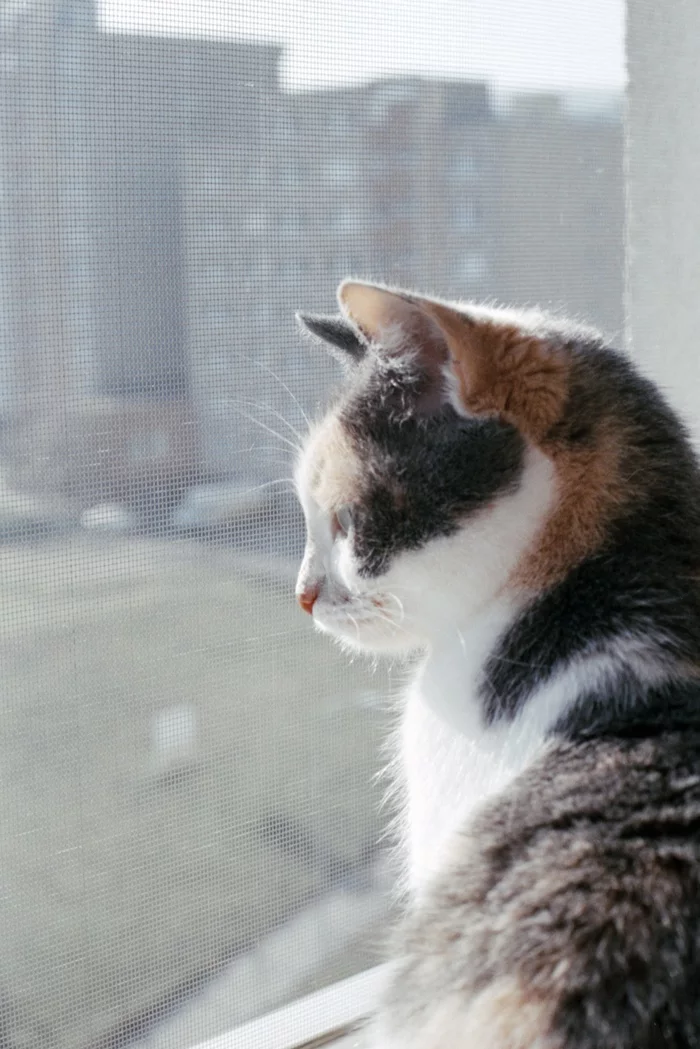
{"left": 311, "top": 591, "right": 412, "bottom": 653}
{"left": 315, "top": 600, "right": 386, "bottom": 626}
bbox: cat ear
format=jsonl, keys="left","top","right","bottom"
{"left": 295, "top": 312, "right": 367, "bottom": 364}
{"left": 338, "top": 280, "right": 568, "bottom": 442}
{"left": 418, "top": 299, "right": 569, "bottom": 442}
{"left": 337, "top": 280, "right": 447, "bottom": 370}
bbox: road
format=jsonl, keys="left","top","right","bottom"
{"left": 0, "top": 536, "right": 393, "bottom": 1048}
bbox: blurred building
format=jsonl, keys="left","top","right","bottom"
{"left": 0, "top": 0, "right": 283, "bottom": 506}
{"left": 287, "top": 78, "right": 622, "bottom": 333}
{"left": 0, "top": 0, "right": 623, "bottom": 516}
{"left": 492, "top": 91, "right": 623, "bottom": 337}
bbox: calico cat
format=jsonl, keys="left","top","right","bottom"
{"left": 294, "top": 280, "right": 700, "bottom": 1049}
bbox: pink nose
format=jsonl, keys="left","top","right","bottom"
{"left": 297, "top": 582, "right": 320, "bottom": 616}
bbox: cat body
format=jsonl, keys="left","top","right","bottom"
{"left": 295, "top": 282, "right": 700, "bottom": 1048}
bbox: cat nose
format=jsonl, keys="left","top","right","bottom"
{"left": 297, "top": 582, "right": 320, "bottom": 615}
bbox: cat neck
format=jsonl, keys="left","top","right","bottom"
{"left": 415, "top": 589, "right": 679, "bottom": 744}
{"left": 413, "top": 594, "right": 616, "bottom": 763}
{"left": 416, "top": 595, "right": 519, "bottom": 737}
{"left": 402, "top": 598, "right": 555, "bottom": 892}
{"left": 402, "top": 593, "right": 700, "bottom": 892}
{"left": 402, "top": 595, "right": 663, "bottom": 892}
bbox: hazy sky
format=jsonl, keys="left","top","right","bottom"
{"left": 99, "top": 0, "right": 625, "bottom": 93}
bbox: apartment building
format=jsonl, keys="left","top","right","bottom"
{"left": 0, "top": 1, "right": 623, "bottom": 515}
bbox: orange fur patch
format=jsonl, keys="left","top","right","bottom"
{"left": 422, "top": 302, "right": 636, "bottom": 591}
{"left": 514, "top": 418, "right": 631, "bottom": 589}
{"left": 422, "top": 303, "right": 570, "bottom": 444}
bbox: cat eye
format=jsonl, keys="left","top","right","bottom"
{"left": 332, "top": 505, "right": 354, "bottom": 539}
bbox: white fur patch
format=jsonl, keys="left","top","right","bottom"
{"left": 376, "top": 980, "right": 561, "bottom": 1049}
{"left": 401, "top": 630, "right": 674, "bottom": 892}
{"left": 295, "top": 413, "right": 558, "bottom": 657}
{"left": 442, "top": 361, "right": 471, "bottom": 420}
{"left": 299, "top": 444, "right": 556, "bottom": 655}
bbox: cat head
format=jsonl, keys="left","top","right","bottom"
{"left": 294, "top": 280, "right": 658, "bottom": 655}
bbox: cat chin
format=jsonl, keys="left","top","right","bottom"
{"left": 312, "top": 605, "right": 418, "bottom": 656}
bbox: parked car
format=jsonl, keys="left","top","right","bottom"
{"left": 172, "top": 481, "right": 304, "bottom": 557}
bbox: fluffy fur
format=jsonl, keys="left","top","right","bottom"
{"left": 294, "top": 280, "right": 700, "bottom": 1049}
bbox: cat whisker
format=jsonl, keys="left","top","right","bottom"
{"left": 227, "top": 407, "right": 302, "bottom": 454}
{"left": 367, "top": 605, "right": 411, "bottom": 637}
{"left": 221, "top": 446, "right": 291, "bottom": 460}
{"left": 234, "top": 351, "right": 312, "bottom": 429}
{"left": 254, "top": 458, "right": 298, "bottom": 473}
{"left": 239, "top": 399, "right": 305, "bottom": 445}
{"left": 346, "top": 612, "right": 362, "bottom": 642}
{"left": 235, "top": 478, "right": 296, "bottom": 497}
{"left": 248, "top": 447, "right": 297, "bottom": 463}
{"left": 384, "top": 592, "right": 406, "bottom": 623}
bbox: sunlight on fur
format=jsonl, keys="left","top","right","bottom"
{"left": 294, "top": 279, "right": 700, "bottom": 1049}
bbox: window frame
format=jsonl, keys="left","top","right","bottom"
{"left": 192, "top": 965, "right": 387, "bottom": 1049}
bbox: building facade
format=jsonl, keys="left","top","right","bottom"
{"left": 0, "top": 1, "right": 624, "bottom": 514}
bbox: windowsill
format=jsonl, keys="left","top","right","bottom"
{"left": 194, "top": 965, "right": 387, "bottom": 1049}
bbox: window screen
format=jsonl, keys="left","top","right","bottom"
{"left": 0, "top": 2, "right": 623, "bottom": 1046}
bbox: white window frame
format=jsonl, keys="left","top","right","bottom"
{"left": 193, "top": 965, "right": 387, "bottom": 1049}
{"left": 625, "top": 0, "right": 700, "bottom": 440}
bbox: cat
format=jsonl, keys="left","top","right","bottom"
{"left": 294, "top": 279, "right": 700, "bottom": 1049}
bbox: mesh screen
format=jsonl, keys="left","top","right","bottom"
{"left": 0, "top": 2, "right": 623, "bottom": 1046}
